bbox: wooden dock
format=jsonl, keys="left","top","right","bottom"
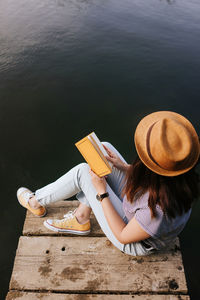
{"left": 6, "top": 200, "right": 190, "bottom": 299}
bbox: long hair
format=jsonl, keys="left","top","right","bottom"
{"left": 122, "top": 156, "right": 200, "bottom": 219}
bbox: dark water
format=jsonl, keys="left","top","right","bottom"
{"left": 0, "top": 0, "right": 200, "bottom": 298}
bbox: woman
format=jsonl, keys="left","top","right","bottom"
{"left": 17, "top": 111, "right": 200, "bottom": 256}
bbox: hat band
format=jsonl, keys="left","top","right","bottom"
{"left": 146, "top": 122, "right": 162, "bottom": 168}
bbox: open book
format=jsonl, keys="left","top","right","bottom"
{"left": 75, "top": 132, "right": 113, "bottom": 177}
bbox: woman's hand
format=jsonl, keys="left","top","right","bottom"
{"left": 103, "top": 145, "right": 130, "bottom": 171}
{"left": 89, "top": 169, "right": 107, "bottom": 194}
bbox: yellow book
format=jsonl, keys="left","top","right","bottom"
{"left": 75, "top": 132, "right": 113, "bottom": 177}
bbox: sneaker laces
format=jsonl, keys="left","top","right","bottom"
{"left": 63, "top": 208, "right": 77, "bottom": 219}
{"left": 54, "top": 209, "right": 77, "bottom": 226}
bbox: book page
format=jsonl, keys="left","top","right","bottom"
{"left": 89, "top": 132, "right": 113, "bottom": 169}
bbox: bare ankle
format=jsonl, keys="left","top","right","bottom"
{"left": 75, "top": 215, "right": 90, "bottom": 225}
{"left": 28, "top": 196, "right": 41, "bottom": 209}
{"left": 74, "top": 203, "right": 92, "bottom": 224}
{"left": 74, "top": 211, "right": 90, "bottom": 224}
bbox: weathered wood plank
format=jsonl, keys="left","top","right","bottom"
{"left": 9, "top": 236, "right": 187, "bottom": 294}
{"left": 23, "top": 200, "right": 103, "bottom": 236}
{"left": 6, "top": 291, "right": 190, "bottom": 300}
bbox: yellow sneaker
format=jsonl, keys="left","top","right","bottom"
{"left": 44, "top": 210, "right": 91, "bottom": 235}
{"left": 17, "top": 187, "right": 46, "bottom": 217}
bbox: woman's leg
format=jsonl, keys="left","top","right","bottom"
{"left": 32, "top": 160, "right": 148, "bottom": 255}
{"left": 31, "top": 160, "right": 125, "bottom": 248}
{"left": 34, "top": 161, "right": 126, "bottom": 221}
{"left": 34, "top": 141, "right": 127, "bottom": 206}
{"left": 29, "top": 140, "right": 127, "bottom": 219}
{"left": 34, "top": 163, "right": 91, "bottom": 206}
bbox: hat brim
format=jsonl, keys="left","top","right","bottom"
{"left": 134, "top": 111, "right": 200, "bottom": 176}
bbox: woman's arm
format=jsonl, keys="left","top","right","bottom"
{"left": 101, "top": 196, "right": 150, "bottom": 244}
{"left": 89, "top": 169, "right": 150, "bottom": 244}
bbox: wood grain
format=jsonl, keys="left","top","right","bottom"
{"left": 6, "top": 291, "right": 190, "bottom": 300}
{"left": 9, "top": 236, "right": 187, "bottom": 293}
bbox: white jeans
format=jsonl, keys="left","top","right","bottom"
{"left": 35, "top": 142, "right": 154, "bottom": 256}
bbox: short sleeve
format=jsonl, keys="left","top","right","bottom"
{"left": 135, "top": 206, "right": 163, "bottom": 238}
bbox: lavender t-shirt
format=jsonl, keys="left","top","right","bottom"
{"left": 122, "top": 191, "right": 191, "bottom": 250}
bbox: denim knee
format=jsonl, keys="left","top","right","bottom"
{"left": 77, "top": 163, "right": 90, "bottom": 180}
{"left": 78, "top": 162, "right": 90, "bottom": 172}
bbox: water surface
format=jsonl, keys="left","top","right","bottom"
{"left": 0, "top": 0, "right": 200, "bottom": 298}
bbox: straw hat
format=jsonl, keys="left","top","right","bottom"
{"left": 134, "top": 111, "right": 200, "bottom": 176}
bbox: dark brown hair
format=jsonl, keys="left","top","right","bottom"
{"left": 122, "top": 156, "right": 200, "bottom": 219}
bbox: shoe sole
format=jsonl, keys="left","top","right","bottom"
{"left": 35, "top": 210, "right": 47, "bottom": 218}
{"left": 44, "top": 220, "right": 90, "bottom": 235}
